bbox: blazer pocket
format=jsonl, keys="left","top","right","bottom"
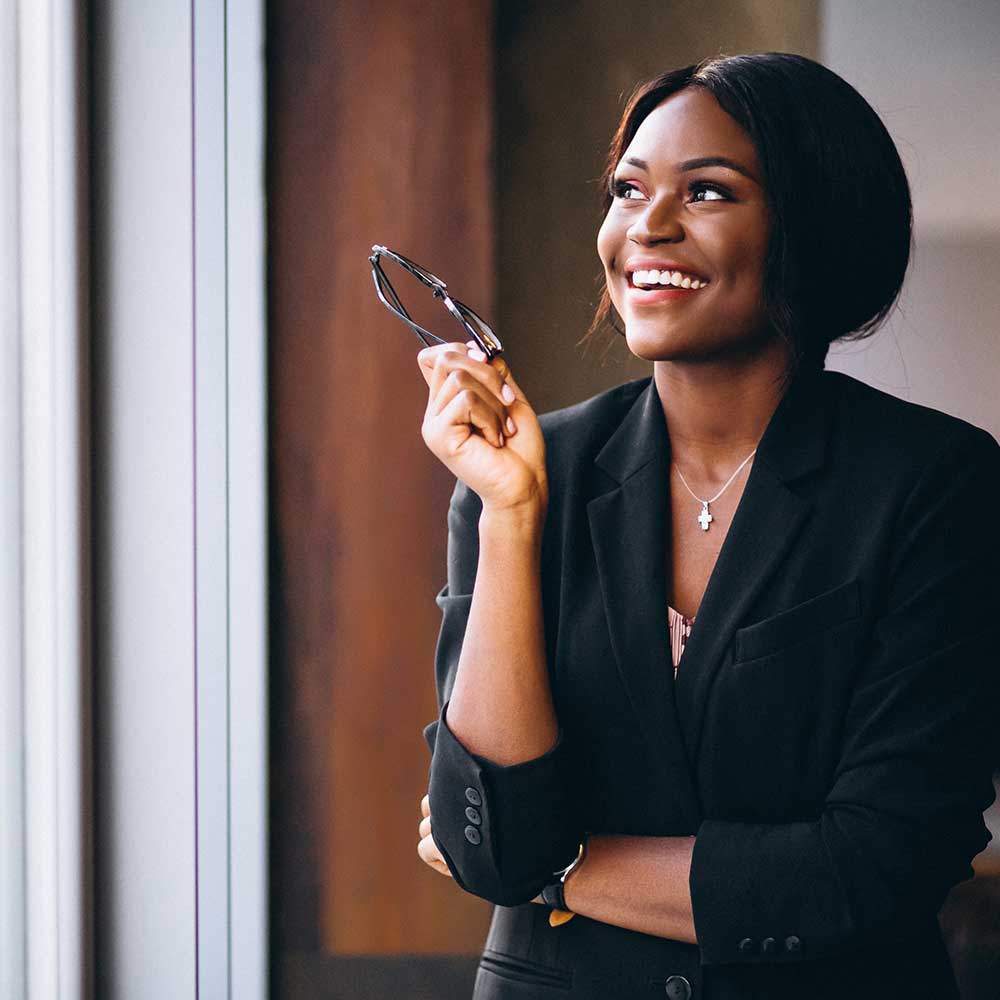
{"left": 478, "top": 950, "right": 573, "bottom": 991}
{"left": 733, "top": 578, "right": 862, "bottom": 663}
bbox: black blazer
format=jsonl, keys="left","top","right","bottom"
{"left": 424, "top": 365, "right": 1000, "bottom": 1000}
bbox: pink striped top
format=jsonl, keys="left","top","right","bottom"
{"left": 668, "top": 605, "right": 695, "bottom": 675}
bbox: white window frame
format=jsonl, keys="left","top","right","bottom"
{"left": 1, "top": 1, "right": 267, "bottom": 996}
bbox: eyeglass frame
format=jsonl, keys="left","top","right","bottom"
{"left": 368, "top": 244, "right": 503, "bottom": 361}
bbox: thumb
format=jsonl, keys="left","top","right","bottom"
{"left": 466, "top": 341, "right": 528, "bottom": 405}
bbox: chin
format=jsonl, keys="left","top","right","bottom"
{"left": 624, "top": 326, "right": 694, "bottom": 363}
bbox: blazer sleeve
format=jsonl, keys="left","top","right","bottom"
{"left": 422, "top": 478, "right": 580, "bottom": 907}
{"left": 689, "top": 424, "right": 1000, "bottom": 966}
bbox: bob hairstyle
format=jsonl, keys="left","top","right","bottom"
{"left": 585, "top": 52, "right": 913, "bottom": 376}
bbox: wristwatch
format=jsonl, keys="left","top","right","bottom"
{"left": 541, "top": 836, "right": 588, "bottom": 927}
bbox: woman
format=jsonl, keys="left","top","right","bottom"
{"left": 414, "top": 52, "right": 1000, "bottom": 999}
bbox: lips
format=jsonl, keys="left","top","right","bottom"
{"left": 626, "top": 284, "right": 701, "bottom": 303}
{"left": 624, "top": 258, "right": 708, "bottom": 284}
{"left": 626, "top": 273, "right": 705, "bottom": 290}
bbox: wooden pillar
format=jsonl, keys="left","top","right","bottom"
{"left": 267, "top": 0, "right": 495, "bottom": 973}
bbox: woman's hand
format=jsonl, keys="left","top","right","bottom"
{"left": 417, "top": 793, "right": 544, "bottom": 904}
{"left": 417, "top": 794, "right": 452, "bottom": 878}
{"left": 418, "top": 341, "right": 548, "bottom": 516}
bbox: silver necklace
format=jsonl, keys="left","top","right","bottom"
{"left": 674, "top": 449, "right": 757, "bottom": 531}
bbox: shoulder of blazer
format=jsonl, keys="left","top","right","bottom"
{"left": 537, "top": 375, "right": 651, "bottom": 476}
{"left": 824, "top": 369, "right": 999, "bottom": 466}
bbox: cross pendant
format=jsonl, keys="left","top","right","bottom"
{"left": 697, "top": 502, "right": 714, "bottom": 531}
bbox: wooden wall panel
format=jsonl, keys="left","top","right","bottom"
{"left": 267, "top": 0, "right": 494, "bottom": 965}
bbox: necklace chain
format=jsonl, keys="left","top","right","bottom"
{"left": 674, "top": 449, "right": 757, "bottom": 531}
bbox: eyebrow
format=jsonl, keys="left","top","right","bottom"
{"left": 622, "top": 155, "right": 758, "bottom": 183}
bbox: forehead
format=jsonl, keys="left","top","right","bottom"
{"left": 623, "top": 87, "right": 759, "bottom": 173}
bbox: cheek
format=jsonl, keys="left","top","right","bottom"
{"left": 738, "top": 219, "right": 771, "bottom": 280}
{"left": 716, "top": 233, "right": 769, "bottom": 298}
{"left": 596, "top": 215, "right": 618, "bottom": 271}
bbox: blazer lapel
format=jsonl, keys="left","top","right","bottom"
{"left": 587, "top": 381, "right": 703, "bottom": 830}
{"left": 674, "top": 365, "right": 835, "bottom": 761}
{"left": 586, "top": 366, "right": 835, "bottom": 819}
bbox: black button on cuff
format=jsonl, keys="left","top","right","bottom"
{"left": 464, "top": 805, "right": 482, "bottom": 825}
{"left": 664, "top": 974, "right": 692, "bottom": 999}
{"left": 761, "top": 936, "right": 777, "bottom": 955}
{"left": 464, "top": 786, "right": 482, "bottom": 806}
{"left": 464, "top": 825, "right": 482, "bottom": 845}
{"left": 738, "top": 937, "right": 754, "bottom": 955}
{"left": 784, "top": 935, "right": 802, "bottom": 954}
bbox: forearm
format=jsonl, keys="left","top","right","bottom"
{"left": 561, "top": 834, "right": 697, "bottom": 944}
{"left": 445, "top": 502, "right": 557, "bottom": 764}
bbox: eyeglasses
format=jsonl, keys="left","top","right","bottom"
{"left": 369, "top": 245, "right": 503, "bottom": 361}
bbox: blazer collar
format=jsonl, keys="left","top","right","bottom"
{"left": 586, "top": 365, "right": 835, "bottom": 826}
{"left": 594, "top": 363, "right": 832, "bottom": 488}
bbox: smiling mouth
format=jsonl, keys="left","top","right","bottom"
{"left": 627, "top": 269, "right": 709, "bottom": 291}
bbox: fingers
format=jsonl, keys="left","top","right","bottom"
{"left": 417, "top": 342, "right": 518, "bottom": 437}
{"left": 432, "top": 384, "right": 506, "bottom": 448}
{"left": 416, "top": 833, "right": 452, "bottom": 877}
{"left": 416, "top": 797, "right": 451, "bottom": 876}
{"left": 431, "top": 369, "right": 511, "bottom": 442}
{"left": 465, "top": 342, "right": 526, "bottom": 407}
{"left": 495, "top": 363, "right": 526, "bottom": 406}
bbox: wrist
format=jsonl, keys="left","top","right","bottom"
{"left": 542, "top": 835, "right": 589, "bottom": 923}
{"left": 560, "top": 835, "right": 589, "bottom": 912}
{"left": 479, "top": 493, "right": 548, "bottom": 537}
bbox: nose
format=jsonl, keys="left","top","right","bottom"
{"left": 626, "top": 192, "right": 684, "bottom": 245}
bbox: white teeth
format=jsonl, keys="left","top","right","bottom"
{"left": 630, "top": 267, "right": 706, "bottom": 289}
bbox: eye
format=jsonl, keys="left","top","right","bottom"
{"left": 609, "top": 178, "right": 644, "bottom": 201}
{"left": 690, "top": 182, "right": 731, "bottom": 202}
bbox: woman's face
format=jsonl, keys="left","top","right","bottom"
{"left": 597, "top": 87, "right": 776, "bottom": 366}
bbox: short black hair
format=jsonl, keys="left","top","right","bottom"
{"left": 585, "top": 52, "right": 913, "bottom": 376}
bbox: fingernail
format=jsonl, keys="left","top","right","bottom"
{"left": 506, "top": 416, "right": 516, "bottom": 436}
{"left": 501, "top": 382, "right": 516, "bottom": 403}
{"left": 469, "top": 349, "right": 487, "bottom": 362}
{"left": 498, "top": 432, "right": 505, "bottom": 447}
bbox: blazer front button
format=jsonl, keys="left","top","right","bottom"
{"left": 738, "top": 937, "right": 754, "bottom": 954}
{"left": 464, "top": 825, "right": 482, "bottom": 845}
{"left": 664, "top": 974, "right": 692, "bottom": 999}
{"left": 761, "top": 937, "right": 777, "bottom": 955}
{"left": 464, "top": 787, "right": 482, "bottom": 806}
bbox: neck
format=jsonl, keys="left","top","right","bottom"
{"left": 654, "top": 346, "right": 796, "bottom": 483}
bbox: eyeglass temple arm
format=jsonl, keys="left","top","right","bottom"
{"left": 370, "top": 247, "right": 446, "bottom": 294}
{"left": 448, "top": 298, "right": 501, "bottom": 351}
{"left": 370, "top": 249, "right": 502, "bottom": 359}
{"left": 370, "top": 269, "right": 449, "bottom": 349}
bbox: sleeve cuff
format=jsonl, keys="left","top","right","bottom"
{"left": 690, "top": 817, "right": 854, "bottom": 966}
{"left": 426, "top": 701, "right": 580, "bottom": 906}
